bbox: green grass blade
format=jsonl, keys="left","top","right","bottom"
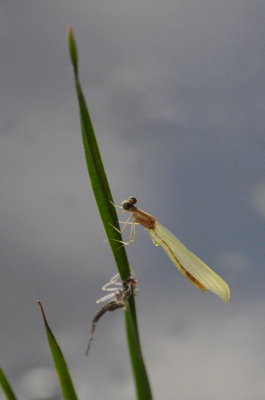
{"left": 125, "top": 298, "right": 153, "bottom": 399}
{"left": 0, "top": 368, "right": 17, "bottom": 400}
{"left": 38, "top": 301, "right": 79, "bottom": 400}
{"left": 67, "top": 27, "right": 153, "bottom": 400}
{"left": 67, "top": 26, "right": 129, "bottom": 281}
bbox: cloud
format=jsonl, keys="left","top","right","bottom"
{"left": 250, "top": 182, "right": 265, "bottom": 219}
{"left": 17, "top": 367, "right": 59, "bottom": 400}
{"left": 215, "top": 251, "right": 252, "bottom": 272}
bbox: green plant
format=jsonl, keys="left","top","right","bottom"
{"left": 0, "top": 27, "right": 152, "bottom": 400}
{"left": 67, "top": 26, "right": 152, "bottom": 400}
{"left": 0, "top": 368, "right": 17, "bottom": 400}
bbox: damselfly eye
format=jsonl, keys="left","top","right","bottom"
{"left": 128, "top": 196, "right": 137, "bottom": 205}
{"left": 122, "top": 201, "right": 132, "bottom": 210}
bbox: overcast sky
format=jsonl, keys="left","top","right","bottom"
{"left": 1, "top": 1, "right": 265, "bottom": 399}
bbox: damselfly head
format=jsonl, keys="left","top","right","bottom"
{"left": 122, "top": 196, "right": 137, "bottom": 210}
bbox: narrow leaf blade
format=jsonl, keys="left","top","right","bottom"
{"left": 67, "top": 27, "right": 153, "bottom": 400}
{"left": 38, "top": 301, "right": 79, "bottom": 400}
{"left": 0, "top": 368, "right": 17, "bottom": 400}
{"left": 67, "top": 26, "right": 130, "bottom": 281}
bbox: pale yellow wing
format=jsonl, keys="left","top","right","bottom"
{"left": 146, "top": 222, "right": 230, "bottom": 303}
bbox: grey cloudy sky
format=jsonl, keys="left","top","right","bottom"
{"left": 1, "top": 0, "right": 265, "bottom": 399}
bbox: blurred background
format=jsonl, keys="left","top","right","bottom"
{"left": 1, "top": 1, "right": 264, "bottom": 399}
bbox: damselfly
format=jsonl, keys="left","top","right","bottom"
{"left": 115, "top": 196, "right": 230, "bottom": 303}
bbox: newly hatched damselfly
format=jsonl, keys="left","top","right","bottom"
{"left": 114, "top": 196, "right": 230, "bottom": 303}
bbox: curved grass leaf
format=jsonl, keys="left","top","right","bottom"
{"left": 67, "top": 27, "right": 130, "bottom": 282}
{"left": 0, "top": 368, "right": 17, "bottom": 400}
{"left": 67, "top": 26, "right": 152, "bottom": 400}
{"left": 38, "top": 301, "right": 78, "bottom": 400}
